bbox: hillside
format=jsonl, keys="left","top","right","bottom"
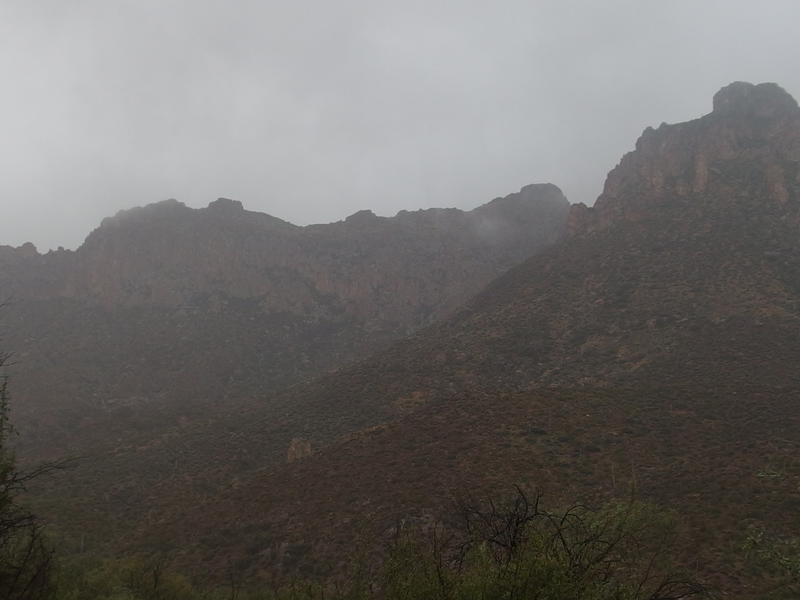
{"left": 128, "top": 82, "right": 800, "bottom": 597}
{"left": 1, "top": 185, "right": 568, "bottom": 463}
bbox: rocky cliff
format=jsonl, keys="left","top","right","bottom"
{"left": 569, "top": 81, "right": 800, "bottom": 235}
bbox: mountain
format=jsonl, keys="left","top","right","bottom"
{"left": 124, "top": 82, "right": 800, "bottom": 597}
{"left": 1, "top": 185, "right": 568, "bottom": 463}
{"left": 3, "top": 189, "right": 568, "bottom": 326}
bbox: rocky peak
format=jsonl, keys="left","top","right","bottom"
{"left": 207, "top": 197, "right": 244, "bottom": 214}
{"left": 344, "top": 209, "right": 377, "bottom": 224}
{"left": 476, "top": 183, "right": 567, "bottom": 215}
{"left": 97, "top": 198, "right": 189, "bottom": 231}
{"left": 0, "top": 241, "right": 39, "bottom": 260}
{"left": 712, "top": 81, "right": 799, "bottom": 120}
{"left": 571, "top": 81, "right": 800, "bottom": 235}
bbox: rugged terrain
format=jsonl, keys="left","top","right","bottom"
{"left": 12, "top": 81, "right": 800, "bottom": 598}
{"left": 128, "top": 82, "right": 800, "bottom": 597}
{"left": 1, "top": 185, "right": 568, "bottom": 462}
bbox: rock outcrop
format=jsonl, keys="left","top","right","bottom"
{"left": 570, "top": 81, "right": 800, "bottom": 235}
{"left": 286, "top": 438, "right": 312, "bottom": 463}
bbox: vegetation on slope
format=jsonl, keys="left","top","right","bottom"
{"left": 47, "top": 492, "right": 716, "bottom": 600}
{"left": 0, "top": 352, "right": 54, "bottom": 599}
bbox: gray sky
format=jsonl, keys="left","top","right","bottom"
{"left": 1, "top": 0, "right": 798, "bottom": 250}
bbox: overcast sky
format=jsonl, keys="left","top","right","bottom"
{"left": 1, "top": 1, "right": 799, "bottom": 250}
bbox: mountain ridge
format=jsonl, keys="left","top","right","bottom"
{"left": 3, "top": 184, "right": 568, "bottom": 320}
{"left": 120, "top": 82, "right": 800, "bottom": 597}
{"left": 4, "top": 183, "right": 569, "bottom": 469}
{"left": 13, "top": 81, "right": 800, "bottom": 599}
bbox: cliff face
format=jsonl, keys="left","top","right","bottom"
{"left": 569, "top": 81, "right": 800, "bottom": 235}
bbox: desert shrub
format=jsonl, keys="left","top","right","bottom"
{"left": 53, "top": 556, "right": 197, "bottom": 600}
{"left": 48, "top": 490, "right": 713, "bottom": 600}
{"left": 743, "top": 526, "right": 800, "bottom": 599}
{"left": 381, "top": 488, "right": 712, "bottom": 600}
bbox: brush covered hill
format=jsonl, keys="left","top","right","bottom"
{"left": 140, "top": 82, "right": 800, "bottom": 597}
{"left": 0, "top": 185, "right": 568, "bottom": 462}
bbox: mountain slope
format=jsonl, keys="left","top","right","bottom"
{"left": 197, "top": 81, "right": 800, "bottom": 459}
{"left": 2, "top": 185, "right": 568, "bottom": 462}
{"left": 138, "top": 82, "right": 800, "bottom": 597}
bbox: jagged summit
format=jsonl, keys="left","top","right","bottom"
{"left": 712, "top": 81, "right": 799, "bottom": 119}
{"left": 2, "top": 181, "right": 568, "bottom": 328}
{"left": 475, "top": 183, "right": 566, "bottom": 217}
{"left": 98, "top": 198, "right": 189, "bottom": 230}
{"left": 344, "top": 209, "right": 377, "bottom": 223}
{"left": 0, "top": 241, "right": 39, "bottom": 259}
{"left": 207, "top": 197, "right": 244, "bottom": 212}
{"left": 89, "top": 183, "right": 568, "bottom": 238}
{"left": 570, "top": 81, "right": 800, "bottom": 235}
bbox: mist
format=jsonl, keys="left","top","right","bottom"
{"left": 1, "top": 0, "right": 798, "bottom": 250}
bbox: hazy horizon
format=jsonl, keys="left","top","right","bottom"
{"left": 2, "top": 1, "right": 799, "bottom": 250}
